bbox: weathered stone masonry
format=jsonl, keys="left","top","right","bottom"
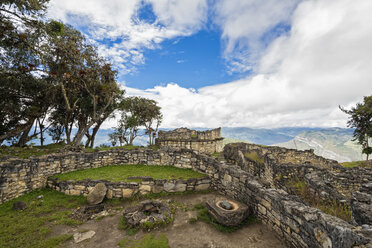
{"left": 47, "top": 177, "right": 211, "bottom": 198}
{"left": 156, "top": 127, "right": 223, "bottom": 154}
{"left": 1, "top": 145, "right": 371, "bottom": 247}
{"left": 0, "top": 148, "right": 206, "bottom": 204}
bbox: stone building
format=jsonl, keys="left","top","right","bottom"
{"left": 155, "top": 127, "right": 223, "bottom": 154}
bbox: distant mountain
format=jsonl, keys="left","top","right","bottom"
{"left": 274, "top": 128, "right": 363, "bottom": 162}
{"left": 221, "top": 127, "right": 323, "bottom": 145}
{"left": 15, "top": 126, "right": 361, "bottom": 162}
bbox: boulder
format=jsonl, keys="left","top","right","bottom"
{"left": 205, "top": 198, "right": 249, "bottom": 226}
{"left": 87, "top": 183, "right": 107, "bottom": 205}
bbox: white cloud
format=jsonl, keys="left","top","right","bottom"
{"left": 101, "top": 0, "right": 372, "bottom": 129}
{"left": 47, "top": 0, "right": 207, "bottom": 74}
{"left": 213, "top": 0, "right": 301, "bottom": 73}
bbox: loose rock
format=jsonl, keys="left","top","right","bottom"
{"left": 87, "top": 183, "right": 107, "bottom": 205}
{"left": 73, "top": 230, "right": 95, "bottom": 243}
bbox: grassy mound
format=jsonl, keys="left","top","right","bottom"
{"left": 51, "top": 164, "right": 206, "bottom": 182}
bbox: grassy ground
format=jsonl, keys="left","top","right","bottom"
{"left": 51, "top": 164, "right": 206, "bottom": 182}
{"left": 245, "top": 151, "right": 265, "bottom": 164}
{"left": 118, "top": 234, "right": 170, "bottom": 248}
{"left": 286, "top": 179, "right": 351, "bottom": 222}
{"left": 341, "top": 160, "right": 372, "bottom": 168}
{"left": 0, "top": 144, "right": 142, "bottom": 159}
{"left": 0, "top": 143, "right": 66, "bottom": 159}
{"left": 0, "top": 188, "right": 86, "bottom": 248}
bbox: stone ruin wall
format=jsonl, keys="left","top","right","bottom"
{"left": 0, "top": 148, "right": 201, "bottom": 204}
{"left": 0, "top": 145, "right": 371, "bottom": 247}
{"left": 156, "top": 127, "right": 223, "bottom": 154}
{"left": 47, "top": 177, "right": 211, "bottom": 198}
{"left": 223, "top": 143, "right": 372, "bottom": 199}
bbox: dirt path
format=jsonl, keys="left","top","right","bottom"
{"left": 51, "top": 192, "right": 287, "bottom": 248}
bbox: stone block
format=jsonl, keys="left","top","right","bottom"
{"left": 174, "top": 183, "right": 186, "bottom": 192}
{"left": 106, "top": 189, "right": 113, "bottom": 199}
{"left": 164, "top": 182, "right": 176, "bottom": 192}
{"left": 139, "top": 185, "right": 151, "bottom": 194}
{"left": 69, "top": 189, "right": 81, "bottom": 196}
{"left": 122, "top": 188, "right": 134, "bottom": 198}
{"left": 195, "top": 184, "right": 210, "bottom": 191}
{"left": 74, "top": 185, "right": 86, "bottom": 191}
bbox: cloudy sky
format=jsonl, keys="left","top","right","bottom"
{"left": 47, "top": 0, "right": 372, "bottom": 129}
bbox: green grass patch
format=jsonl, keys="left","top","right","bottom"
{"left": 286, "top": 179, "right": 352, "bottom": 222}
{"left": 0, "top": 188, "right": 86, "bottom": 248}
{"left": 52, "top": 164, "right": 206, "bottom": 182}
{"left": 245, "top": 151, "right": 265, "bottom": 164}
{"left": 118, "top": 234, "right": 170, "bottom": 248}
{"left": 85, "top": 145, "right": 142, "bottom": 152}
{"left": 194, "top": 203, "right": 259, "bottom": 233}
{"left": 0, "top": 143, "right": 65, "bottom": 159}
{"left": 341, "top": 160, "right": 372, "bottom": 168}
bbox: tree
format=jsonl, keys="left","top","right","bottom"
{"left": 140, "top": 100, "right": 162, "bottom": 146}
{"left": 110, "top": 97, "right": 162, "bottom": 146}
{"left": 45, "top": 25, "right": 122, "bottom": 147}
{"left": 340, "top": 95, "right": 372, "bottom": 161}
{"left": 0, "top": 0, "right": 53, "bottom": 146}
{"left": 110, "top": 114, "right": 140, "bottom": 146}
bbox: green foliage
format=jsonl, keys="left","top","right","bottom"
{"left": 1, "top": 1, "right": 123, "bottom": 147}
{"left": 118, "top": 234, "right": 170, "bottom": 248}
{"left": 245, "top": 151, "right": 265, "bottom": 164}
{"left": 286, "top": 179, "right": 352, "bottom": 222}
{"left": 52, "top": 164, "right": 206, "bottom": 182}
{"left": 194, "top": 203, "right": 259, "bottom": 233}
{"left": 188, "top": 217, "right": 197, "bottom": 223}
{"left": 341, "top": 95, "right": 372, "bottom": 160}
{"left": 211, "top": 152, "right": 220, "bottom": 157}
{"left": 46, "top": 20, "right": 64, "bottom": 36}
{"left": 112, "top": 96, "right": 162, "bottom": 146}
{"left": 192, "top": 203, "right": 205, "bottom": 210}
{"left": 0, "top": 188, "right": 85, "bottom": 248}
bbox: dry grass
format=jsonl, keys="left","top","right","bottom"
{"left": 286, "top": 179, "right": 351, "bottom": 222}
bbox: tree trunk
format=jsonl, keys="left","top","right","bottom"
{"left": 64, "top": 122, "right": 71, "bottom": 144}
{"left": 37, "top": 118, "right": 44, "bottom": 146}
{"left": 72, "top": 126, "right": 89, "bottom": 147}
{"left": 0, "top": 123, "right": 33, "bottom": 144}
{"left": 89, "top": 123, "right": 100, "bottom": 148}
{"left": 85, "top": 130, "right": 91, "bottom": 148}
{"left": 16, "top": 118, "right": 35, "bottom": 147}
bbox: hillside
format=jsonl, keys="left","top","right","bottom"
{"left": 274, "top": 128, "right": 363, "bottom": 162}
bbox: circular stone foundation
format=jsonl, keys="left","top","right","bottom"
{"left": 206, "top": 198, "right": 249, "bottom": 226}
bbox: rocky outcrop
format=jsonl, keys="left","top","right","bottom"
{"left": 351, "top": 192, "right": 372, "bottom": 225}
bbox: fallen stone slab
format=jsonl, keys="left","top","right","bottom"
{"left": 73, "top": 230, "right": 95, "bottom": 243}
